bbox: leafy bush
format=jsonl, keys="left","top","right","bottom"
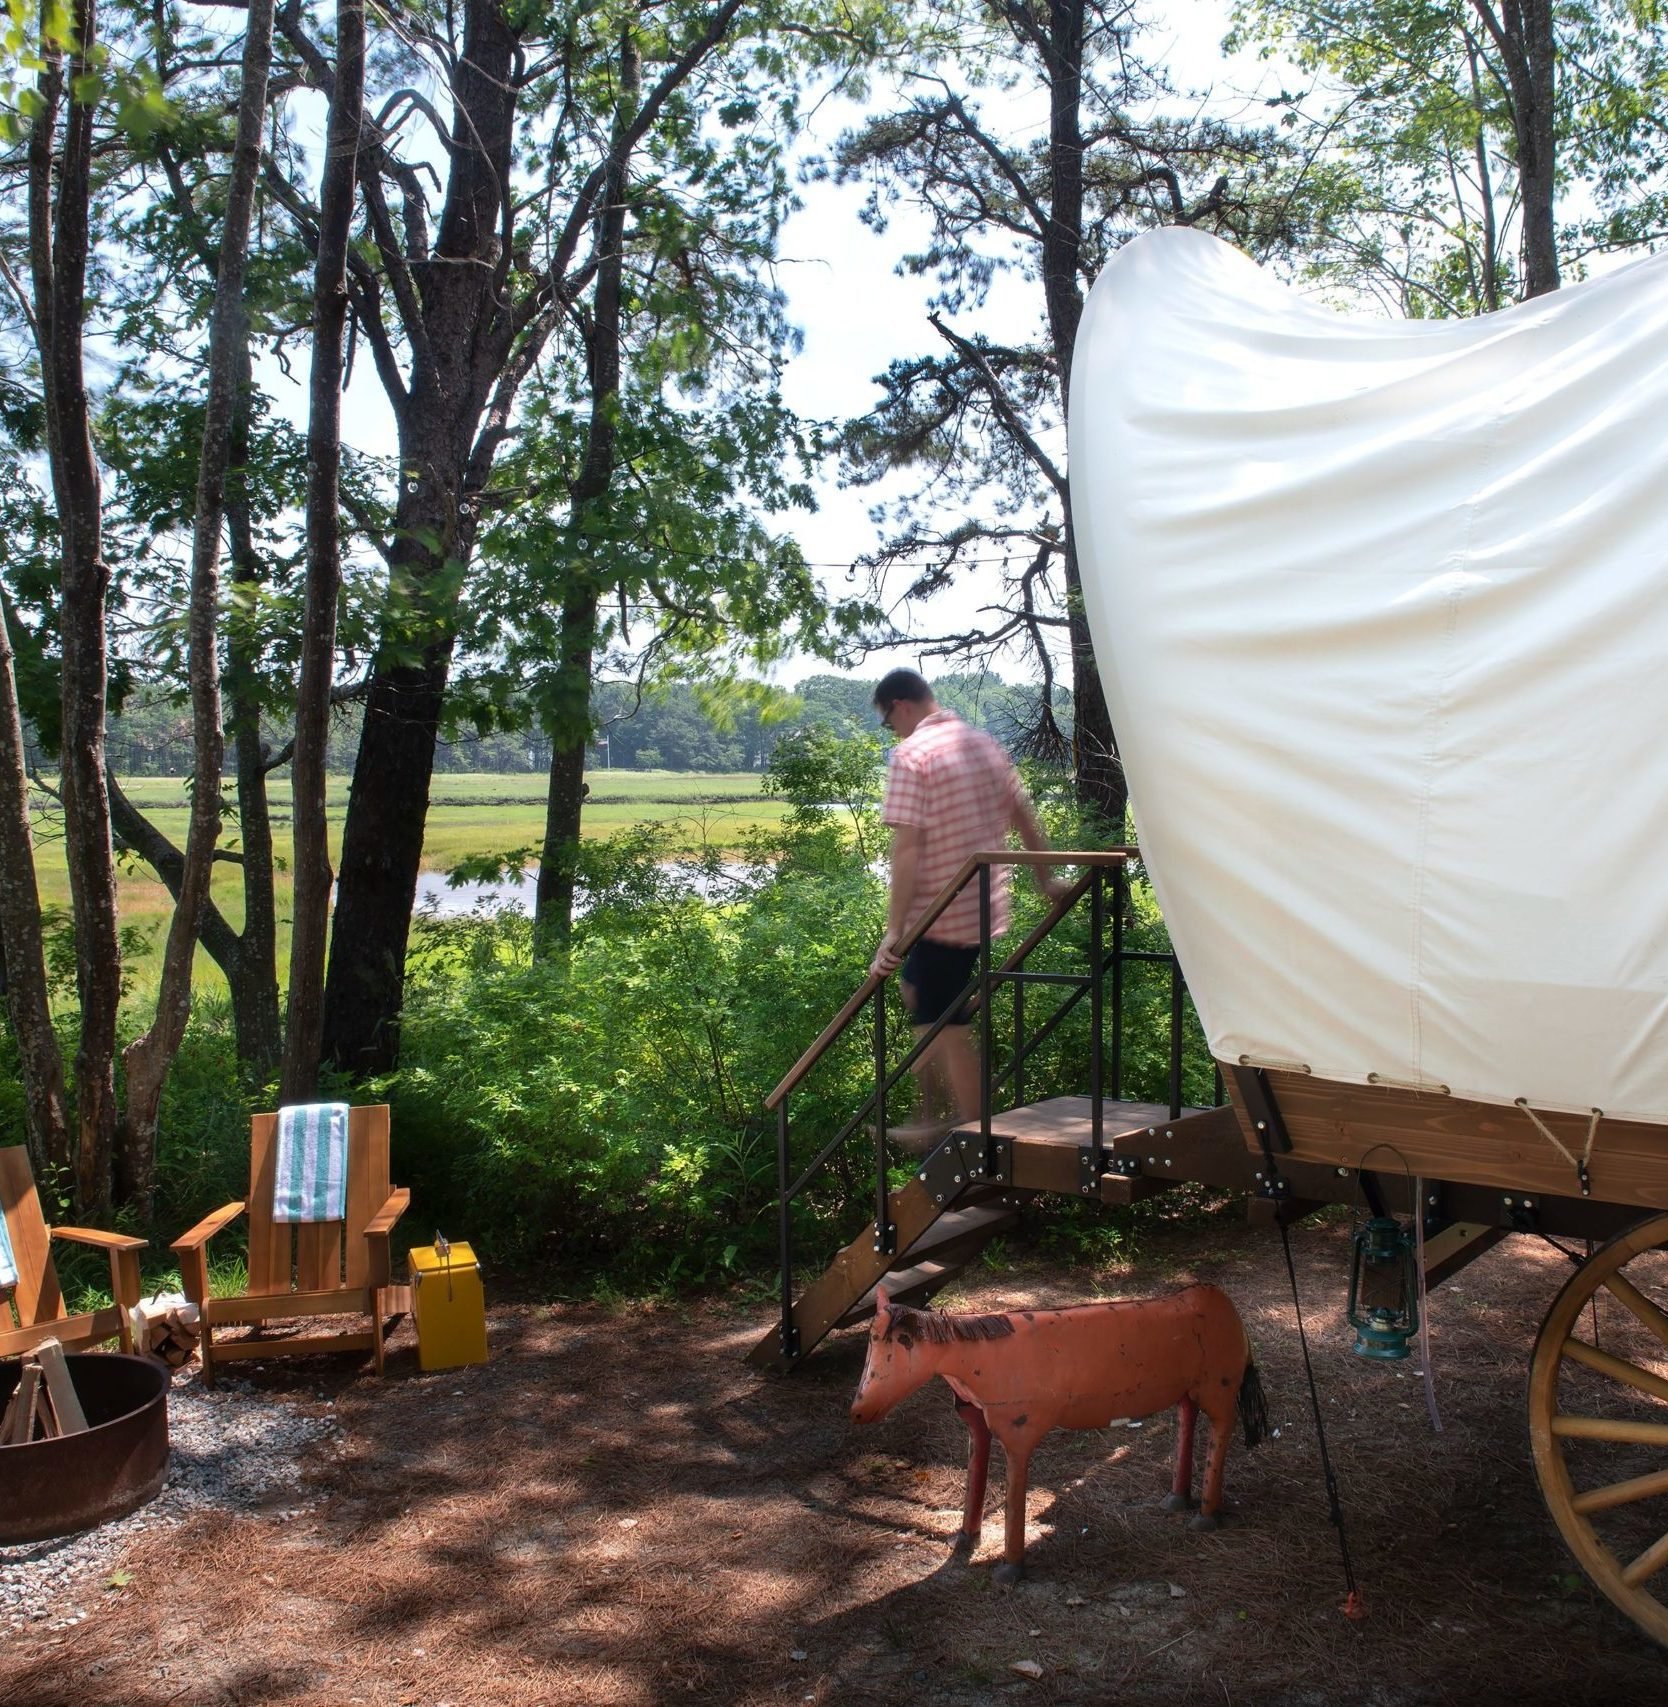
{"left": 4, "top": 732, "right": 1221, "bottom": 1297}
{"left": 389, "top": 842, "right": 891, "bottom": 1285}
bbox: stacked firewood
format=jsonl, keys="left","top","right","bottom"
{"left": 0, "top": 1339, "right": 89, "bottom": 1445}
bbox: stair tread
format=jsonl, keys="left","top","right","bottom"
{"left": 835, "top": 1199, "right": 1022, "bottom": 1329}
{"left": 900, "top": 1200, "right": 1013, "bottom": 1251}
{"left": 837, "top": 1258, "right": 963, "bottom": 1327}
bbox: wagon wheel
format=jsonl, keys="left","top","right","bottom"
{"left": 1529, "top": 1211, "right": 1668, "bottom": 1647}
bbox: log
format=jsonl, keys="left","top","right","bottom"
{"left": 33, "top": 1338, "right": 89, "bottom": 1435}
{"left": 1, "top": 1363, "right": 42, "bottom": 1444}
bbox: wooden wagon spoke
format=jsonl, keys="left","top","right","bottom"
{"left": 1531, "top": 1213, "right": 1668, "bottom": 1650}
{"left": 1550, "top": 1414, "right": 1668, "bottom": 1446}
{"left": 1622, "top": 1530, "right": 1668, "bottom": 1589}
{"left": 1600, "top": 1273, "right": 1668, "bottom": 1356}
{"left": 1562, "top": 1336, "right": 1668, "bottom": 1405}
{"left": 1573, "top": 1467, "right": 1668, "bottom": 1517}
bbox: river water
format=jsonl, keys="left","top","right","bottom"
{"left": 413, "top": 870, "right": 542, "bottom": 916}
{"left": 412, "top": 863, "right": 750, "bottom": 918}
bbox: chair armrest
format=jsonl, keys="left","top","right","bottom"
{"left": 173, "top": 1201, "right": 244, "bottom": 1310}
{"left": 364, "top": 1188, "right": 411, "bottom": 1240}
{"left": 56, "top": 1227, "right": 148, "bottom": 1348}
{"left": 52, "top": 1225, "right": 148, "bottom": 1253}
{"left": 172, "top": 1201, "right": 246, "bottom": 1253}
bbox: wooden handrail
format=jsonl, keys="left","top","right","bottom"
{"left": 777, "top": 865, "right": 1105, "bottom": 1201}
{"left": 764, "top": 847, "right": 1133, "bottom": 1110}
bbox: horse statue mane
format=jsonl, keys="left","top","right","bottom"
{"left": 881, "top": 1302, "right": 1017, "bottom": 1345}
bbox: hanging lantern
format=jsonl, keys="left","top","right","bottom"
{"left": 1346, "top": 1215, "right": 1419, "bottom": 1360}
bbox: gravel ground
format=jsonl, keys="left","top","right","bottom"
{"left": 1, "top": 1368, "right": 339, "bottom": 1636}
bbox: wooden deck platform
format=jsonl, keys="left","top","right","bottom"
{"left": 985, "top": 1096, "right": 1241, "bottom": 1198}
{"left": 750, "top": 1086, "right": 1656, "bottom": 1372}
{"left": 747, "top": 1098, "right": 1243, "bottom": 1372}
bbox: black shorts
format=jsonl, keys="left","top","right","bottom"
{"left": 901, "top": 940, "right": 980, "bottom": 1027}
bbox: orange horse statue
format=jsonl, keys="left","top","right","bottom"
{"left": 851, "top": 1285, "right": 1268, "bottom": 1583}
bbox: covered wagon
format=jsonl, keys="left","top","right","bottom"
{"left": 1070, "top": 227, "right": 1668, "bottom": 1645}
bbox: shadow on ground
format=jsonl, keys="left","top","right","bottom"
{"left": 2, "top": 1222, "right": 1662, "bottom": 1705}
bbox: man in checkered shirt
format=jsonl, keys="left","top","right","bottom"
{"left": 871, "top": 669, "right": 1069, "bottom": 1148}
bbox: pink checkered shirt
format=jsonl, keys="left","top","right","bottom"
{"left": 881, "top": 709, "right": 1028, "bottom": 946}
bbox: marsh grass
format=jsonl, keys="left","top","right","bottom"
{"left": 26, "top": 770, "right": 791, "bottom": 1000}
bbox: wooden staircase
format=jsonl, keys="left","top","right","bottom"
{"left": 748, "top": 848, "right": 1250, "bottom": 1373}
{"left": 747, "top": 1097, "right": 1243, "bottom": 1371}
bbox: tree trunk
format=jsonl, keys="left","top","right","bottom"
{"left": 31, "top": 1, "right": 121, "bottom": 1213}
{"left": 1470, "top": 0, "right": 1560, "bottom": 299}
{"left": 1040, "top": 0, "right": 1085, "bottom": 380}
{"left": 282, "top": 0, "right": 366, "bottom": 1102}
{"left": 120, "top": 0, "right": 275, "bottom": 1206}
{"left": 534, "top": 588, "right": 601, "bottom": 953}
{"left": 1062, "top": 534, "right": 1126, "bottom": 832}
{"left": 223, "top": 360, "right": 282, "bottom": 1074}
{"left": 321, "top": 649, "right": 451, "bottom": 1072}
{"left": 1517, "top": 0, "right": 1559, "bottom": 297}
{"left": 0, "top": 597, "right": 71, "bottom": 1179}
{"left": 320, "top": 0, "right": 523, "bottom": 1074}
{"left": 1040, "top": 0, "right": 1126, "bottom": 832}
{"left": 531, "top": 29, "right": 638, "bottom": 952}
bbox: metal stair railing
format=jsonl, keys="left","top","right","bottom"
{"left": 763, "top": 848, "right": 1209, "bottom": 1363}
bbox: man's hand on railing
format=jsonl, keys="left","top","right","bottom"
{"left": 870, "top": 930, "right": 904, "bottom": 978}
{"left": 1036, "top": 871, "right": 1074, "bottom": 907}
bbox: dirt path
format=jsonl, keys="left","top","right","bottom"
{"left": 3, "top": 1219, "right": 1662, "bottom": 1705}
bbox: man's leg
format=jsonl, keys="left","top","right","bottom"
{"left": 931, "top": 1020, "right": 982, "bottom": 1124}
{"left": 900, "top": 978, "right": 949, "bottom": 1123}
{"left": 898, "top": 942, "right": 981, "bottom": 1137}
{"left": 909, "top": 1025, "right": 953, "bottom": 1118}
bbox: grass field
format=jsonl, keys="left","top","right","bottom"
{"left": 28, "top": 771, "right": 789, "bottom": 1000}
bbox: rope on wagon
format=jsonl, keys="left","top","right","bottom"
{"left": 1412, "top": 1175, "right": 1442, "bottom": 1434}
{"left": 1274, "top": 1214, "right": 1366, "bottom": 1621}
{"left": 1514, "top": 1099, "right": 1603, "bottom": 1198}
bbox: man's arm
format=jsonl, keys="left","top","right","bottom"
{"left": 872, "top": 821, "right": 923, "bottom": 975}
{"left": 1012, "top": 789, "right": 1071, "bottom": 904}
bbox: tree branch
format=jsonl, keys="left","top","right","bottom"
{"left": 928, "top": 313, "right": 1068, "bottom": 498}
{"left": 105, "top": 769, "right": 245, "bottom": 972}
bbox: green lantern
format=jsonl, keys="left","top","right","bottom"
{"left": 1347, "top": 1215, "right": 1419, "bottom": 1360}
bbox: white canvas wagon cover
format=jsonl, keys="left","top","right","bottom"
{"left": 1068, "top": 227, "right": 1668, "bottom": 1126}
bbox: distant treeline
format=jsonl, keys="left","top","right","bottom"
{"left": 99, "top": 672, "right": 1074, "bottom": 776}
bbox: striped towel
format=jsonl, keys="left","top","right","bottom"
{"left": 0, "top": 1210, "right": 16, "bottom": 1290}
{"left": 272, "top": 1103, "right": 350, "bottom": 1223}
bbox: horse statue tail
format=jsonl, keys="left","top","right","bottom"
{"left": 1237, "top": 1361, "right": 1270, "bottom": 1449}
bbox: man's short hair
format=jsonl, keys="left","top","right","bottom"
{"left": 874, "top": 668, "right": 933, "bottom": 714}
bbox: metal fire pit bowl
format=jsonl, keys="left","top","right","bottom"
{"left": 0, "top": 1353, "right": 170, "bottom": 1544}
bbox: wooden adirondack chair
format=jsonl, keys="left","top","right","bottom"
{"left": 1, "top": 1146, "right": 147, "bottom": 1359}
{"left": 171, "top": 1104, "right": 410, "bottom": 1378}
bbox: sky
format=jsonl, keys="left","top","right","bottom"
{"left": 762, "top": 0, "right": 1280, "bottom": 686}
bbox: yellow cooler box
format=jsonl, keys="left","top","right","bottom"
{"left": 408, "top": 1240, "right": 489, "bottom": 1372}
